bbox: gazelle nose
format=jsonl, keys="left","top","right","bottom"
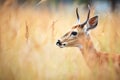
{"left": 56, "top": 40, "right": 62, "bottom": 46}
{"left": 63, "top": 43, "right": 66, "bottom": 46}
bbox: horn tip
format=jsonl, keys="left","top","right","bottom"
{"left": 88, "top": 4, "right": 90, "bottom": 9}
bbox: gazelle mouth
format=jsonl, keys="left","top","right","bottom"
{"left": 59, "top": 45, "right": 65, "bottom": 48}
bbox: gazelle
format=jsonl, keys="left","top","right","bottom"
{"left": 56, "top": 5, "right": 120, "bottom": 79}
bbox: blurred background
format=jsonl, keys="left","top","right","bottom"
{"left": 0, "top": 0, "right": 120, "bottom": 80}
{"left": 0, "top": 0, "right": 120, "bottom": 11}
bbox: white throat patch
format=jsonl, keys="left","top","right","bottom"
{"left": 77, "top": 44, "right": 83, "bottom": 49}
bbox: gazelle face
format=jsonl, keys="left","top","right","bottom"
{"left": 56, "top": 6, "right": 98, "bottom": 48}
{"left": 56, "top": 24, "right": 86, "bottom": 48}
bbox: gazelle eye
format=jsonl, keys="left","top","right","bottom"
{"left": 71, "top": 31, "right": 77, "bottom": 36}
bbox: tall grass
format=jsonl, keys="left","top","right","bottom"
{"left": 0, "top": 4, "right": 120, "bottom": 80}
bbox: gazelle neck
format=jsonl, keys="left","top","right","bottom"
{"left": 79, "top": 36, "right": 97, "bottom": 54}
{"left": 78, "top": 36, "right": 99, "bottom": 68}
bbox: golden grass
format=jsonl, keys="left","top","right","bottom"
{"left": 0, "top": 4, "right": 120, "bottom": 80}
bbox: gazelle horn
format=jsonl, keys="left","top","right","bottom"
{"left": 81, "top": 5, "right": 91, "bottom": 26}
{"left": 76, "top": 7, "right": 80, "bottom": 23}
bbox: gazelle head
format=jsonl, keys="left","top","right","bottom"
{"left": 56, "top": 5, "right": 98, "bottom": 48}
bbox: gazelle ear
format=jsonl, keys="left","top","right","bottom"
{"left": 86, "top": 16, "right": 98, "bottom": 31}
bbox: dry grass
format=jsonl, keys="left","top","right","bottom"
{"left": 0, "top": 4, "right": 120, "bottom": 80}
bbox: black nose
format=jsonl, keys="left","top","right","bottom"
{"left": 56, "top": 40, "right": 62, "bottom": 46}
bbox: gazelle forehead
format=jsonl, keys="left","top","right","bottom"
{"left": 72, "top": 28, "right": 79, "bottom": 32}
{"left": 72, "top": 24, "right": 80, "bottom": 29}
{"left": 71, "top": 25, "right": 82, "bottom": 32}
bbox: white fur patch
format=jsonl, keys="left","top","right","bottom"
{"left": 77, "top": 44, "right": 83, "bottom": 49}
{"left": 73, "top": 28, "right": 78, "bottom": 32}
{"left": 83, "top": 24, "right": 90, "bottom": 36}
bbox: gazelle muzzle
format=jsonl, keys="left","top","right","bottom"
{"left": 56, "top": 40, "right": 66, "bottom": 48}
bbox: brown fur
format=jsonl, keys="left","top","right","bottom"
{"left": 57, "top": 25, "right": 120, "bottom": 79}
